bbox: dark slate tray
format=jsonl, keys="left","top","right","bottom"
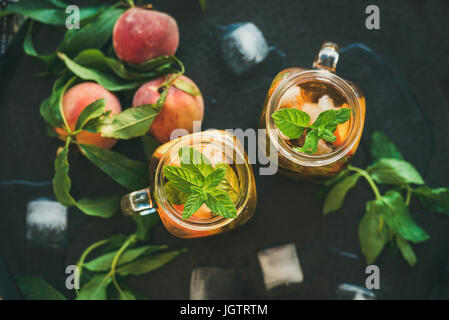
{"left": 0, "top": 0, "right": 448, "bottom": 299}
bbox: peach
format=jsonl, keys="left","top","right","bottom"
{"left": 113, "top": 8, "right": 179, "bottom": 65}
{"left": 54, "top": 82, "right": 122, "bottom": 149}
{"left": 133, "top": 75, "right": 204, "bottom": 143}
{"left": 173, "top": 203, "right": 213, "bottom": 220}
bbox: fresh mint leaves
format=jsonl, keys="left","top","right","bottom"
{"left": 323, "top": 131, "right": 449, "bottom": 266}
{"left": 271, "top": 108, "right": 310, "bottom": 139}
{"left": 368, "top": 158, "right": 425, "bottom": 186}
{"left": 163, "top": 147, "right": 238, "bottom": 219}
{"left": 412, "top": 187, "right": 449, "bottom": 216}
{"left": 271, "top": 107, "right": 351, "bottom": 154}
{"left": 370, "top": 131, "right": 404, "bottom": 161}
{"left": 358, "top": 201, "right": 389, "bottom": 264}
{"left": 323, "top": 173, "right": 361, "bottom": 215}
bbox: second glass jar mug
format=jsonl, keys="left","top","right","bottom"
{"left": 260, "top": 42, "right": 366, "bottom": 180}
{"left": 121, "top": 130, "right": 257, "bottom": 238}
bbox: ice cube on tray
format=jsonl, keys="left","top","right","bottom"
{"left": 190, "top": 267, "right": 242, "bottom": 300}
{"left": 257, "top": 243, "right": 304, "bottom": 290}
{"left": 220, "top": 22, "right": 269, "bottom": 75}
{"left": 26, "top": 199, "right": 67, "bottom": 248}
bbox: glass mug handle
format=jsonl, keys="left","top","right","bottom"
{"left": 121, "top": 188, "right": 157, "bottom": 216}
{"left": 313, "top": 41, "right": 340, "bottom": 73}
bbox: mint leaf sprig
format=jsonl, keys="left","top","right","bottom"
{"left": 163, "top": 147, "right": 238, "bottom": 219}
{"left": 323, "top": 131, "right": 449, "bottom": 266}
{"left": 271, "top": 107, "right": 351, "bottom": 154}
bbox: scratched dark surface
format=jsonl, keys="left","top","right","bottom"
{"left": 0, "top": 0, "right": 449, "bottom": 299}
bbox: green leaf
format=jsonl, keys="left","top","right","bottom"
{"left": 116, "top": 249, "right": 187, "bottom": 276}
{"left": 79, "top": 144, "right": 149, "bottom": 191}
{"left": 271, "top": 108, "right": 310, "bottom": 139}
{"left": 216, "top": 163, "right": 240, "bottom": 202}
{"left": 132, "top": 55, "right": 184, "bottom": 74}
{"left": 72, "top": 49, "right": 183, "bottom": 80}
{"left": 179, "top": 147, "right": 213, "bottom": 178}
{"left": 52, "top": 142, "right": 121, "bottom": 217}
{"left": 311, "top": 108, "right": 351, "bottom": 130}
{"left": 173, "top": 77, "right": 201, "bottom": 96}
{"left": 323, "top": 174, "right": 361, "bottom": 215}
{"left": 319, "top": 128, "right": 337, "bottom": 143}
{"left": 182, "top": 193, "right": 204, "bottom": 219}
{"left": 75, "top": 98, "right": 106, "bottom": 131}
{"left": 165, "top": 181, "right": 189, "bottom": 205}
{"left": 396, "top": 235, "right": 417, "bottom": 266}
{"left": 141, "top": 135, "right": 160, "bottom": 161}
{"left": 53, "top": 144, "right": 76, "bottom": 206}
{"left": 379, "top": 190, "right": 429, "bottom": 243}
{"left": 133, "top": 215, "right": 160, "bottom": 241}
{"left": 76, "top": 195, "right": 120, "bottom": 218}
{"left": 82, "top": 110, "right": 111, "bottom": 133}
{"left": 295, "top": 130, "right": 319, "bottom": 154}
{"left": 16, "top": 277, "right": 67, "bottom": 300}
{"left": 204, "top": 168, "right": 226, "bottom": 190}
{"left": 205, "top": 189, "right": 238, "bottom": 218}
{"left": 322, "top": 169, "right": 350, "bottom": 187}
{"left": 23, "top": 21, "right": 57, "bottom": 68}
{"left": 84, "top": 245, "right": 167, "bottom": 272}
{"left": 163, "top": 165, "right": 203, "bottom": 194}
{"left": 370, "top": 131, "right": 403, "bottom": 161}
{"left": 41, "top": 98, "right": 59, "bottom": 129}
{"left": 358, "top": 201, "right": 389, "bottom": 264}
{"left": 58, "top": 8, "right": 124, "bottom": 58}
{"left": 100, "top": 104, "right": 159, "bottom": 139}
{"left": 311, "top": 110, "right": 337, "bottom": 129}
{"left": 368, "top": 159, "right": 425, "bottom": 186}
{"left": 57, "top": 52, "right": 143, "bottom": 92}
{"left": 40, "top": 74, "right": 77, "bottom": 128}
{"left": 334, "top": 107, "right": 352, "bottom": 124}
{"left": 71, "top": 49, "right": 151, "bottom": 79}
{"left": 412, "top": 187, "right": 449, "bottom": 216}
{"left": 1, "top": 1, "right": 104, "bottom": 26}
{"left": 77, "top": 274, "right": 111, "bottom": 300}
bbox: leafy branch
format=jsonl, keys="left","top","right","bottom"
{"left": 323, "top": 131, "right": 449, "bottom": 266}
{"left": 17, "top": 215, "right": 186, "bottom": 300}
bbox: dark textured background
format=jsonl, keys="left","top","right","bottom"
{"left": 0, "top": 0, "right": 448, "bottom": 299}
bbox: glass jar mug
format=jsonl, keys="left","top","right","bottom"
{"left": 260, "top": 42, "right": 366, "bottom": 180}
{"left": 121, "top": 130, "right": 257, "bottom": 238}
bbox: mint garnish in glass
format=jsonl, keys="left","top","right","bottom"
{"left": 163, "top": 147, "right": 239, "bottom": 219}
{"left": 271, "top": 106, "right": 351, "bottom": 154}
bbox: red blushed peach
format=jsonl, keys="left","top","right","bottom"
{"left": 133, "top": 75, "right": 204, "bottom": 143}
{"left": 54, "top": 82, "right": 122, "bottom": 149}
{"left": 113, "top": 8, "right": 179, "bottom": 65}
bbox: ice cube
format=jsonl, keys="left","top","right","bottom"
{"left": 299, "top": 95, "right": 336, "bottom": 124}
{"left": 190, "top": 267, "right": 242, "bottom": 300}
{"left": 313, "top": 139, "right": 333, "bottom": 155}
{"left": 336, "top": 284, "right": 376, "bottom": 300}
{"left": 299, "top": 102, "right": 321, "bottom": 124}
{"left": 220, "top": 22, "right": 269, "bottom": 75}
{"left": 279, "top": 85, "right": 303, "bottom": 108}
{"left": 26, "top": 199, "right": 67, "bottom": 248}
{"left": 317, "top": 95, "right": 336, "bottom": 111}
{"left": 257, "top": 243, "right": 304, "bottom": 290}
